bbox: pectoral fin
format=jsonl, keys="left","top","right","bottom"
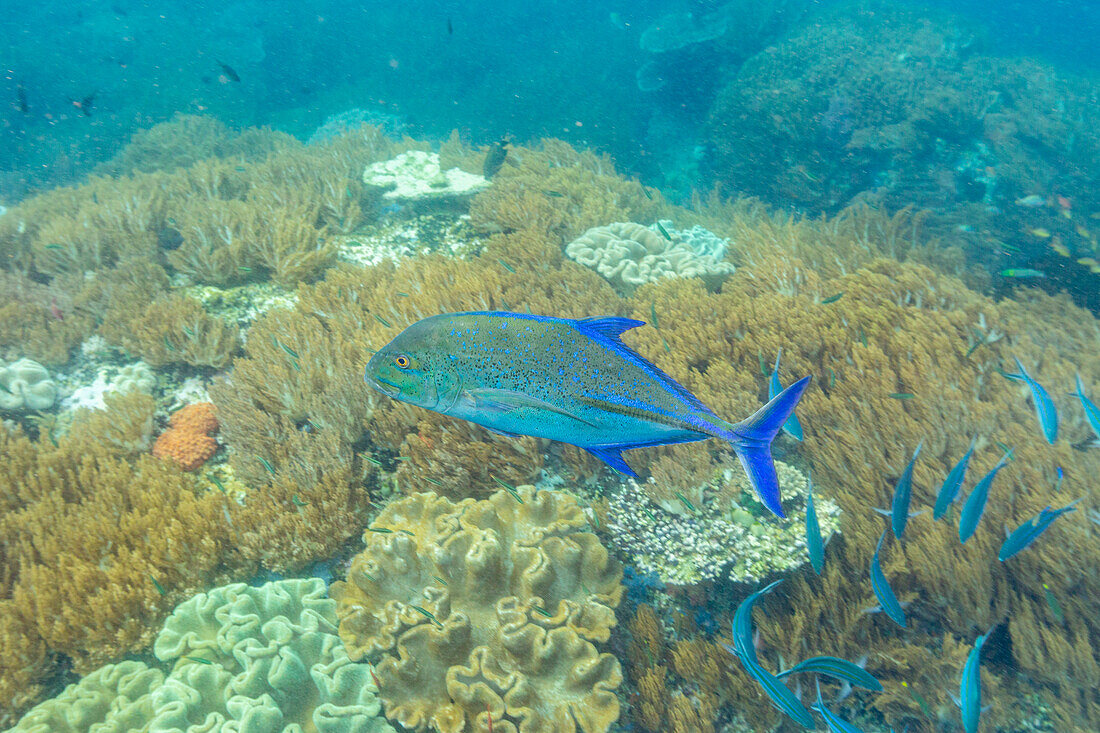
{"left": 465, "top": 388, "right": 597, "bottom": 426}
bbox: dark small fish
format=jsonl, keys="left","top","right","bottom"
{"left": 157, "top": 226, "right": 183, "bottom": 250}
{"left": 869, "top": 531, "right": 906, "bottom": 627}
{"left": 933, "top": 437, "right": 975, "bottom": 520}
{"left": 291, "top": 494, "right": 308, "bottom": 507}
{"left": 483, "top": 139, "right": 509, "bottom": 179}
{"left": 16, "top": 83, "right": 28, "bottom": 114}
{"left": 655, "top": 221, "right": 673, "bottom": 241}
{"left": 959, "top": 450, "right": 1010, "bottom": 544}
{"left": 820, "top": 292, "right": 845, "bottom": 305}
{"left": 186, "top": 656, "right": 213, "bottom": 665}
{"left": 257, "top": 455, "right": 277, "bottom": 475}
{"left": 1042, "top": 583, "right": 1064, "bottom": 623}
{"left": 889, "top": 393, "right": 915, "bottom": 400}
{"left": 216, "top": 60, "right": 241, "bottom": 82}
{"left": 447, "top": 17, "right": 453, "bottom": 35}
{"left": 369, "top": 527, "right": 394, "bottom": 534}
{"left": 960, "top": 632, "right": 988, "bottom": 733}
{"left": 71, "top": 91, "right": 96, "bottom": 116}
{"left": 149, "top": 574, "right": 167, "bottom": 596}
{"left": 998, "top": 498, "right": 1082, "bottom": 561}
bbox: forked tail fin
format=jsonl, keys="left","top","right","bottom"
{"left": 725, "top": 375, "right": 812, "bottom": 518}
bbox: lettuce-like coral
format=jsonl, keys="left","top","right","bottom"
{"left": 331, "top": 487, "right": 624, "bottom": 733}
{"left": 149, "top": 579, "right": 393, "bottom": 733}
{"left": 5, "top": 580, "right": 394, "bottom": 733}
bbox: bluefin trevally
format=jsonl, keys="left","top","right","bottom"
{"left": 1007, "top": 357, "right": 1058, "bottom": 444}
{"left": 813, "top": 679, "right": 864, "bottom": 733}
{"left": 366, "top": 313, "right": 810, "bottom": 517}
{"left": 959, "top": 451, "right": 1011, "bottom": 544}
{"left": 1074, "top": 373, "right": 1100, "bottom": 441}
{"left": 805, "top": 472, "right": 824, "bottom": 574}
{"left": 776, "top": 655, "right": 883, "bottom": 692}
{"left": 960, "top": 632, "right": 988, "bottom": 733}
{"left": 769, "top": 348, "right": 804, "bottom": 441}
{"left": 934, "top": 437, "right": 976, "bottom": 520}
{"left": 875, "top": 441, "right": 922, "bottom": 540}
{"left": 998, "top": 498, "right": 1082, "bottom": 561}
{"left": 869, "top": 531, "right": 907, "bottom": 627}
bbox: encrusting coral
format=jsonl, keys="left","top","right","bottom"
{"left": 152, "top": 402, "right": 220, "bottom": 472}
{"left": 6, "top": 579, "right": 394, "bottom": 733}
{"left": 331, "top": 487, "right": 624, "bottom": 733}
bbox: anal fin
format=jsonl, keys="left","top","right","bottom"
{"left": 585, "top": 446, "right": 638, "bottom": 477}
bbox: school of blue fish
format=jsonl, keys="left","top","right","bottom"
{"left": 367, "top": 316, "right": 1093, "bottom": 732}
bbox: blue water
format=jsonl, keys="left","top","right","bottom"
{"left": 2, "top": 1, "right": 1099, "bottom": 731}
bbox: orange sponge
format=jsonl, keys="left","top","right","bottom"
{"left": 153, "top": 402, "right": 219, "bottom": 472}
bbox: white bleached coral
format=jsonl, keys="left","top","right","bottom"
{"left": 0, "top": 358, "right": 58, "bottom": 411}
{"left": 565, "top": 220, "right": 736, "bottom": 295}
{"left": 602, "top": 461, "right": 840, "bottom": 585}
{"left": 363, "top": 151, "right": 488, "bottom": 201}
{"left": 63, "top": 362, "right": 156, "bottom": 412}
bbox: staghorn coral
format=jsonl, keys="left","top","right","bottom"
{"left": 152, "top": 402, "right": 219, "bottom": 472}
{"left": 331, "top": 487, "right": 624, "bottom": 733}
{"left": 565, "top": 221, "right": 735, "bottom": 295}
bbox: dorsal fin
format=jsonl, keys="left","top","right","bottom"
{"left": 575, "top": 316, "right": 645, "bottom": 342}
{"left": 572, "top": 316, "right": 715, "bottom": 416}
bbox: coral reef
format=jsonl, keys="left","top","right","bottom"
{"left": 112, "top": 294, "right": 242, "bottom": 370}
{"left": 565, "top": 221, "right": 735, "bottom": 295}
{"left": 331, "top": 487, "right": 624, "bottom": 733}
{"left": 7, "top": 579, "right": 394, "bottom": 733}
{"left": 152, "top": 402, "right": 219, "bottom": 472}
{"left": 0, "top": 358, "right": 58, "bottom": 411}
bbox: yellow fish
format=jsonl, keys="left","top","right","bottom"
{"left": 1076, "top": 225, "right": 1091, "bottom": 238}
{"left": 1077, "top": 257, "right": 1099, "bottom": 267}
{"left": 1051, "top": 239, "right": 1071, "bottom": 257}
{"left": 1028, "top": 228, "right": 1051, "bottom": 239}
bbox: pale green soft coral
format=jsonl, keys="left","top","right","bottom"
{"left": 5, "top": 580, "right": 393, "bottom": 733}
{"left": 149, "top": 578, "right": 394, "bottom": 733}
{"left": 4, "top": 660, "right": 163, "bottom": 733}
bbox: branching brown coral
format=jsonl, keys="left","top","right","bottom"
{"left": 111, "top": 293, "right": 241, "bottom": 369}
{"left": 469, "top": 139, "right": 663, "bottom": 242}
{"left": 331, "top": 487, "right": 624, "bottom": 733}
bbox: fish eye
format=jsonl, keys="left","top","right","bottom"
{"left": 395, "top": 354, "right": 411, "bottom": 369}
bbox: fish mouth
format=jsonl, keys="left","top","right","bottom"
{"left": 368, "top": 374, "right": 401, "bottom": 397}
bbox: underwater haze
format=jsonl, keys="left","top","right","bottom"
{"left": 2, "top": 0, "right": 1099, "bottom": 731}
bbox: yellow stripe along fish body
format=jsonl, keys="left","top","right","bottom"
{"left": 365, "top": 312, "right": 810, "bottom": 517}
